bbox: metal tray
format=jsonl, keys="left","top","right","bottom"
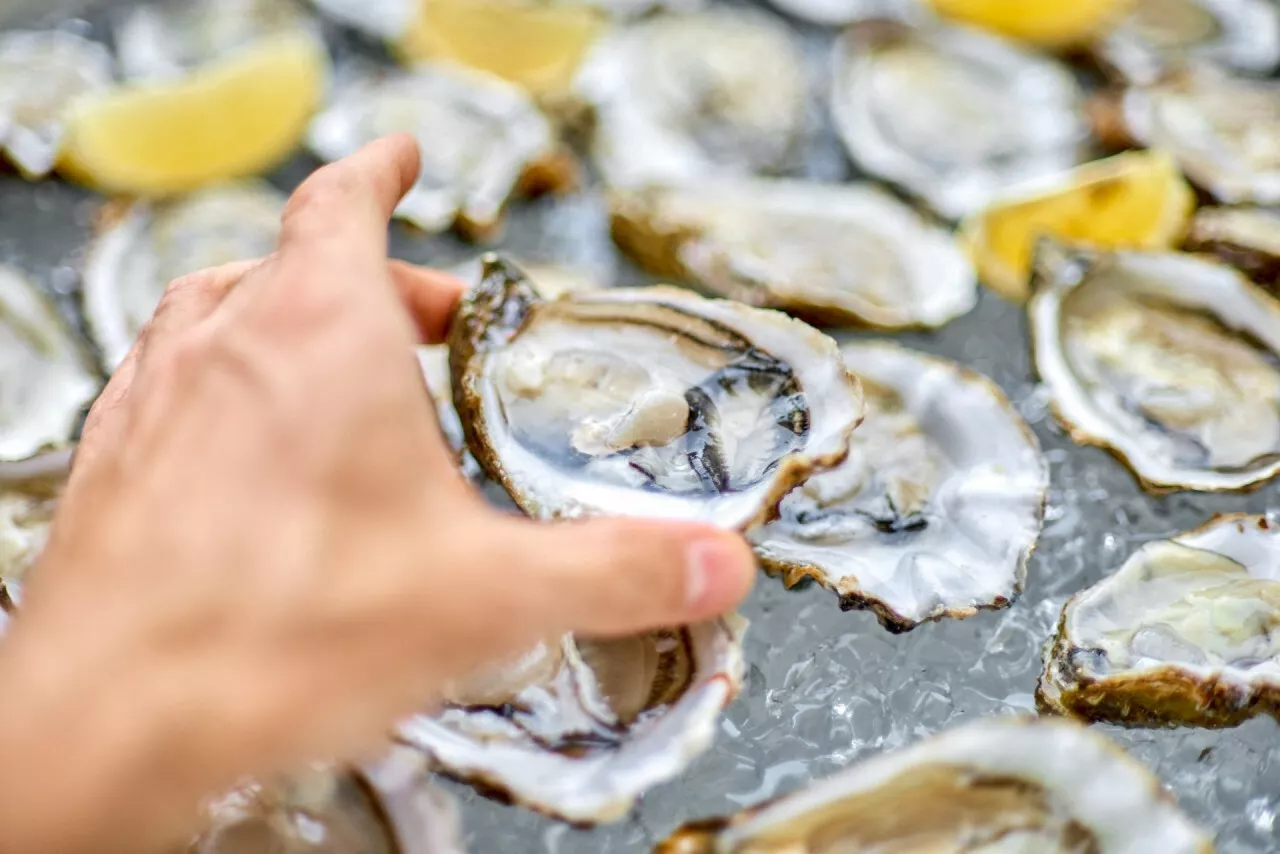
{"left": 2, "top": 2, "right": 1277, "bottom": 852}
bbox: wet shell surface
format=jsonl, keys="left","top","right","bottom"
{"left": 82, "top": 182, "right": 286, "bottom": 372}
{"left": 308, "top": 63, "right": 572, "bottom": 240}
{"left": 0, "top": 30, "right": 113, "bottom": 179}
{"left": 400, "top": 617, "right": 745, "bottom": 824}
{"left": 574, "top": 8, "right": 809, "bottom": 188}
{"left": 750, "top": 342, "right": 1047, "bottom": 632}
{"left": 1029, "top": 241, "right": 1280, "bottom": 493}
{"left": 1096, "top": 0, "right": 1280, "bottom": 85}
{"left": 609, "top": 179, "right": 976, "bottom": 330}
{"left": 1122, "top": 65, "right": 1280, "bottom": 205}
{"left": 765, "top": 0, "right": 909, "bottom": 27}
{"left": 448, "top": 256, "right": 864, "bottom": 528}
{"left": 1039, "top": 514, "right": 1280, "bottom": 729}
{"left": 1183, "top": 204, "right": 1280, "bottom": 293}
{"left": 831, "top": 16, "right": 1087, "bottom": 220}
{"left": 655, "top": 716, "right": 1213, "bottom": 853}
{"left": 418, "top": 345, "right": 481, "bottom": 480}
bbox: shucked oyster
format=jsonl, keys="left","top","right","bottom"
{"left": 308, "top": 63, "right": 575, "bottom": 240}
{"left": 656, "top": 716, "right": 1212, "bottom": 853}
{"left": 575, "top": 8, "right": 809, "bottom": 188}
{"left": 82, "top": 182, "right": 286, "bottom": 372}
{"left": 832, "top": 17, "right": 1087, "bottom": 220}
{"left": 1039, "top": 514, "right": 1280, "bottom": 728}
{"left": 449, "top": 256, "right": 864, "bottom": 528}
{"left": 0, "top": 30, "right": 112, "bottom": 179}
{"left": 1030, "top": 242, "right": 1280, "bottom": 493}
{"left": 1184, "top": 204, "right": 1280, "bottom": 293}
{"left": 611, "top": 179, "right": 975, "bottom": 330}
{"left": 400, "top": 617, "right": 744, "bottom": 824}
{"left": 418, "top": 345, "right": 481, "bottom": 480}
{"left": 0, "top": 448, "right": 69, "bottom": 627}
{"left": 1096, "top": 0, "right": 1280, "bottom": 85}
{"left": 1122, "top": 65, "right": 1280, "bottom": 205}
{"left": 751, "top": 342, "right": 1047, "bottom": 631}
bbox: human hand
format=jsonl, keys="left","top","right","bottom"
{"left": 0, "top": 134, "right": 755, "bottom": 853}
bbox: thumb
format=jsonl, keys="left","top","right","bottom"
{"left": 500, "top": 517, "right": 757, "bottom": 638}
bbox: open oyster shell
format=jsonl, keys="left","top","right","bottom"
{"left": 656, "top": 716, "right": 1212, "bottom": 853}
{"left": 831, "top": 16, "right": 1087, "bottom": 220}
{"left": 448, "top": 256, "right": 863, "bottom": 528}
{"left": 0, "top": 448, "right": 70, "bottom": 627}
{"left": 610, "top": 179, "right": 976, "bottom": 330}
{"left": 418, "top": 345, "right": 481, "bottom": 481}
{"left": 1039, "top": 514, "right": 1280, "bottom": 729}
{"left": 574, "top": 8, "right": 809, "bottom": 188}
{"left": 1122, "top": 65, "right": 1280, "bottom": 205}
{"left": 0, "top": 30, "right": 113, "bottom": 179}
{"left": 1184, "top": 204, "right": 1280, "bottom": 293}
{"left": 400, "top": 616, "right": 745, "bottom": 824}
{"left": 751, "top": 342, "right": 1047, "bottom": 632}
{"left": 82, "top": 182, "right": 285, "bottom": 372}
{"left": 1029, "top": 241, "right": 1280, "bottom": 493}
{"left": 308, "top": 63, "right": 575, "bottom": 241}
{"left": 1096, "top": 0, "right": 1280, "bottom": 85}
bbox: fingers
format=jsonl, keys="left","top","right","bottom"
{"left": 389, "top": 262, "right": 465, "bottom": 344}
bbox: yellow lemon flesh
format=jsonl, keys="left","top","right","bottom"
{"left": 960, "top": 150, "right": 1195, "bottom": 302}
{"left": 396, "top": 0, "right": 605, "bottom": 95}
{"left": 927, "top": 0, "right": 1133, "bottom": 48}
{"left": 59, "top": 31, "right": 325, "bottom": 197}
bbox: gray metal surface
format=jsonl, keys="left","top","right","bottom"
{"left": 2, "top": 1, "right": 1278, "bottom": 852}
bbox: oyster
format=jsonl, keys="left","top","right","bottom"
{"left": 307, "top": 63, "right": 575, "bottom": 240}
{"left": 656, "top": 716, "right": 1213, "bottom": 853}
{"left": 1121, "top": 65, "right": 1280, "bottom": 205}
{"left": 1183, "top": 204, "right": 1280, "bottom": 292}
{"left": 1039, "top": 514, "right": 1280, "bottom": 728}
{"left": 611, "top": 179, "right": 976, "bottom": 329}
{"left": 1096, "top": 0, "right": 1280, "bottom": 85}
{"left": 450, "top": 255, "right": 606, "bottom": 300}
{"left": 1029, "top": 241, "right": 1280, "bottom": 493}
{"left": 764, "top": 0, "right": 910, "bottom": 27}
{"left": 448, "top": 256, "right": 863, "bottom": 528}
{"left": 400, "top": 616, "right": 745, "bottom": 824}
{"left": 831, "top": 17, "right": 1087, "bottom": 220}
{"left": 82, "top": 182, "right": 285, "bottom": 372}
{"left": 0, "top": 30, "right": 113, "bottom": 179}
{"left": 751, "top": 342, "right": 1047, "bottom": 631}
{"left": 117, "top": 0, "right": 318, "bottom": 81}
{"left": 418, "top": 345, "right": 481, "bottom": 480}
{"left": 0, "top": 448, "right": 69, "bottom": 625}
{"left": 574, "top": 8, "right": 809, "bottom": 188}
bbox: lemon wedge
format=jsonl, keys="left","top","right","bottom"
{"left": 927, "top": 0, "right": 1134, "bottom": 48}
{"left": 959, "top": 150, "right": 1195, "bottom": 302}
{"left": 396, "top": 0, "right": 605, "bottom": 94}
{"left": 59, "top": 31, "right": 325, "bottom": 196}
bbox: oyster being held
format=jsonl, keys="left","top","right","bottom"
{"left": 0, "top": 448, "right": 69, "bottom": 627}
{"left": 1096, "top": 0, "right": 1280, "bottom": 85}
{"left": 831, "top": 17, "right": 1087, "bottom": 220}
{"left": 1122, "top": 65, "right": 1280, "bottom": 205}
{"left": 82, "top": 182, "right": 286, "bottom": 372}
{"left": 1039, "top": 514, "right": 1280, "bottom": 728}
{"left": 656, "top": 716, "right": 1212, "bottom": 853}
{"left": 0, "top": 30, "right": 113, "bottom": 179}
{"left": 400, "top": 617, "right": 744, "bottom": 824}
{"left": 751, "top": 342, "right": 1047, "bottom": 631}
{"left": 448, "top": 256, "right": 863, "bottom": 528}
{"left": 574, "top": 8, "right": 809, "bottom": 188}
{"left": 418, "top": 345, "right": 481, "bottom": 480}
{"left": 308, "top": 63, "right": 574, "bottom": 240}
{"left": 610, "top": 179, "right": 976, "bottom": 330}
{"left": 1183, "top": 204, "right": 1280, "bottom": 293}
{"left": 1029, "top": 241, "right": 1280, "bottom": 493}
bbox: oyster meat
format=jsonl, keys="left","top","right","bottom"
{"left": 448, "top": 257, "right": 863, "bottom": 528}
{"left": 82, "top": 182, "right": 285, "bottom": 372}
{"left": 611, "top": 178, "right": 976, "bottom": 329}
{"left": 831, "top": 17, "right": 1087, "bottom": 220}
{"left": 574, "top": 8, "right": 809, "bottom": 188}
{"left": 1122, "top": 65, "right": 1280, "bottom": 205}
{"left": 400, "top": 617, "right": 745, "bottom": 824}
{"left": 656, "top": 716, "right": 1212, "bottom": 853}
{"left": 0, "top": 30, "right": 113, "bottom": 179}
{"left": 1030, "top": 241, "right": 1280, "bottom": 493}
{"left": 1096, "top": 0, "right": 1280, "bottom": 85}
{"left": 308, "top": 63, "right": 574, "bottom": 240}
{"left": 1183, "top": 204, "right": 1280, "bottom": 293}
{"left": 1039, "top": 514, "right": 1280, "bottom": 728}
{"left": 751, "top": 342, "right": 1047, "bottom": 631}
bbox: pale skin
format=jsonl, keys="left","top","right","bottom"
{"left": 0, "top": 134, "right": 756, "bottom": 853}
